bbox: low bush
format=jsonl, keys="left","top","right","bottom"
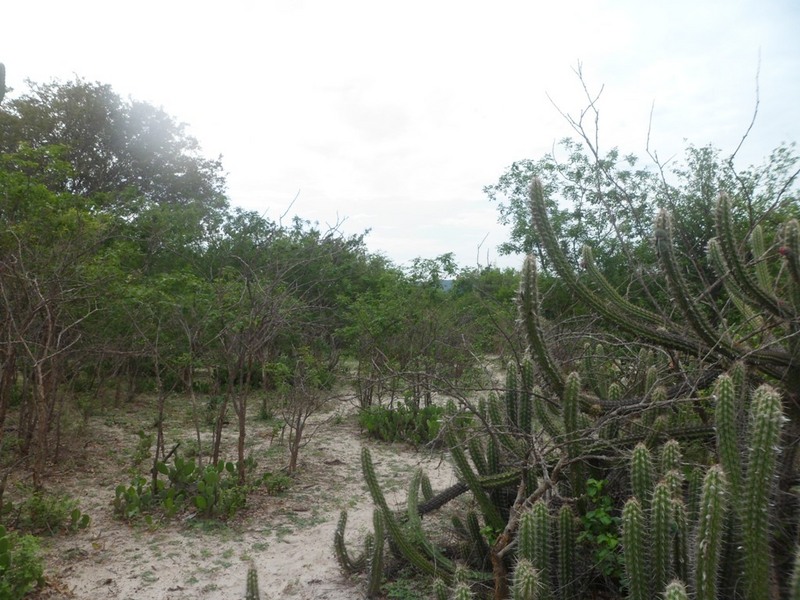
{"left": 0, "top": 524, "right": 45, "bottom": 599}
{"left": 358, "top": 403, "right": 444, "bottom": 445}
{"left": 3, "top": 487, "right": 90, "bottom": 535}
{"left": 114, "top": 455, "right": 251, "bottom": 522}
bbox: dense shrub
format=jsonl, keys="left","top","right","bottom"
{"left": 358, "top": 403, "right": 444, "bottom": 445}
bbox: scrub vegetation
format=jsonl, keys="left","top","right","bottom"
{"left": 1, "top": 65, "right": 799, "bottom": 599}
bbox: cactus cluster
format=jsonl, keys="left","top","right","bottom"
{"left": 335, "top": 177, "right": 800, "bottom": 599}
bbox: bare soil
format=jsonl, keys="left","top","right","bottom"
{"left": 20, "top": 396, "right": 457, "bottom": 600}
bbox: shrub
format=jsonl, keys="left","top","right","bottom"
{"left": 358, "top": 403, "right": 443, "bottom": 445}
{"left": 0, "top": 525, "right": 45, "bottom": 599}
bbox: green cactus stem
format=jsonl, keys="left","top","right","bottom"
{"left": 715, "top": 192, "right": 790, "bottom": 321}
{"left": 246, "top": 563, "right": 260, "bottom": 600}
{"left": 663, "top": 580, "right": 689, "bottom": 600}
{"left": 622, "top": 497, "right": 648, "bottom": 600}
{"left": 655, "top": 210, "right": 736, "bottom": 357}
{"left": 533, "top": 387, "right": 564, "bottom": 440}
{"left": 518, "top": 254, "right": 565, "bottom": 395}
{"left": 651, "top": 480, "right": 672, "bottom": 596}
{"left": 694, "top": 465, "right": 728, "bottom": 600}
{"left": 445, "top": 429, "right": 505, "bottom": 532}
{"left": 511, "top": 558, "right": 540, "bottom": 600}
{"left": 562, "top": 372, "right": 585, "bottom": 500}
{"left": 433, "top": 577, "right": 449, "bottom": 600}
{"left": 506, "top": 362, "right": 520, "bottom": 427}
{"left": 466, "top": 511, "right": 490, "bottom": 569}
{"left": 530, "top": 500, "right": 551, "bottom": 600}
{"left": 367, "top": 509, "right": 385, "bottom": 598}
{"left": 659, "top": 439, "right": 682, "bottom": 478}
{"left": 742, "top": 384, "right": 784, "bottom": 600}
{"left": 582, "top": 244, "right": 663, "bottom": 325}
{"left": 714, "top": 373, "right": 742, "bottom": 493}
{"left": 630, "top": 443, "right": 654, "bottom": 514}
{"left": 672, "top": 497, "right": 689, "bottom": 584}
{"left": 557, "top": 504, "right": 577, "bottom": 600}
{"left": 452, "top": 582, "right": 475, "bottom": 600}
{"left": 789, "top": 545, "right": 800, "bottom": 600}
{"left": 520, "top": 357, "right": 534, "bottom": 435}
{"left": 528, "top": 177, "right": 704, "bottom": 357}
{"left": 334, "top": 510, "right": 369, "bottom": 573}
{"left": 361, "top": 447, "right": 456, "bottom": 581}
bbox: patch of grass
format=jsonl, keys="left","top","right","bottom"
{"left": 140, "top": 570, "right": 158, "bottom": 584}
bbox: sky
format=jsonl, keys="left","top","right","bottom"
{"left": 3, "top": 0, "right": 800, "bottom": 270}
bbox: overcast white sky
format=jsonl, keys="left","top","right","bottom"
{"left": 4, "top": 0, "right": 800, "bottom": 269}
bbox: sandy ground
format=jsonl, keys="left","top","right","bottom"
{"left": 26, "top": 397, "right": 458, "bottom": 600}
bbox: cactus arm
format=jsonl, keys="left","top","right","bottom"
{"left": 582, "top": 244, "right": 663, "bottom": 325}
{"left": 361, "top": 447, "right": 457, "bottom": 581}
{"left": 742, "top": 385, "right": 784, "bottom": 600}
{"left": 622, "top": 497, "right": 649, "bottom": 600}
{"left": 694, "top": 465, "right": 728, "bottom": 600}
{"left": 518, "top": 254, "right": 565, "bottom": 396}
{"left": 528, "top": 177, "right": 707, "bottom": 357}
{"left": 367, "top": 509, "right": 385, "bottom": 598}
{"left": 557, "top": 505, "right": 577, "bottom": 600}
{"left": 446, "top": 429, "right": 505, "bottom": 532}
{"left": 715, "top": 192, "right": 792, "bottom": 320}
{"left": 246, "top": 564, "right": 260, "bottom": 600}
{"left": 511, "top": 558, "right": 540, "bottom": 600}
{"left": 655, "top": 210, "right": 737, "bottom": 357}
{"left": 651, "top": 481, "right": 672, "bottom": 597}
{"left": 519, "top": 357, "right": 535, "bottom": 436}
{"left": 334, "top": 510, "right": 369, "bottom": 573}
{"left": 630, "top": 443, "right": 654, "bottom": 513}
{"left": 506, "top": 361, "right": 520, "bottom": 427}
{"left": 713, "top": 374, "right": 742, "bottom": 492}
{"left": 663, "top": 580, "right": 689, "bottom": 600}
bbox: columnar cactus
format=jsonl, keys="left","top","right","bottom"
{"left": 557, "top": 505, "right": 577, "bottom": 600}
{"left": 511, "top": 558, "right": 540, "bottom": 600}
{"left": 367, "top": 509, "right": 385, "bottom": 598}
{"left": 694, "top": 465, "right": 728, "bottom": 600}
{"left": 651, "top": 480, "right": 673, "bottom": 596}
{"left": 741, "top": 384, "right": 784, "bottom": 600}
{"left": 630, "top": 443, "right": 654, "bottom": 514}
{"left": 622, "top": 498, "right": 648, "bottom": 600}
{"left": 246, "top": 564, "right": 260, "bottom": 600}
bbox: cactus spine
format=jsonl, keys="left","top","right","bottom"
{"left": 651, "top": 480, "right": 672, "bottom": 596}
{"left": 742, "top": 384, "right": 783, "bottom": 600}
{"left": 557, "top": 505, "right": 577, "bottom": 600}
{"left": 663, "top": 580, "right": 689, "bottom": 600}
{"left": 630, "top": 443, "right": 654, "bottom": 514}
{"left": 511, "top": 558, "right": 540, "bottom": 600}
{"left": 622, "top": 498, "right": 648, "bottom": 600}
{"left": 694, "top": 465, "right": 728, "bottom": 600}
{"left": 367, "top": 509, "right": 385, "bottom": 598}
{"left": 246, "top": 564, "right": 260, "bottom": 600}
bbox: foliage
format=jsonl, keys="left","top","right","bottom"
{"left": 113, "top": 455, "right": 247, "bottom": 521}
{"left": 0, "top": 525, "right": 44, "bottom": 599}
{"left": 3, "top": 488, "right": 90, "bottom": 535}
{"left": 576, "top": 478, "right": 623, "bottom": 582}
{"left": 357, "top": 403, "right": 444, "bottom": 445}
{"left": 336, "top": 134, "right": 800, "bottom": 599}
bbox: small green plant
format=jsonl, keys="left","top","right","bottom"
{"left": 261, "top": 472, "right": 292, "bottom": 495}
{"left": 6, "top": 488, "right": 91, "bottom": 535}
{"left": 358, "top": 403, "right": 444, "bottom": 445}
{"left": 578, "top": 478, "right": 624, "bottom": 582}
{"left": 114, "top": 453, "right": 247, "bottom": 521}
{"left": 0, "top": 524, "right": 45, "bottom": 599}
{"left": 130, "top": 429, "right": 154, "bottom": 472}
